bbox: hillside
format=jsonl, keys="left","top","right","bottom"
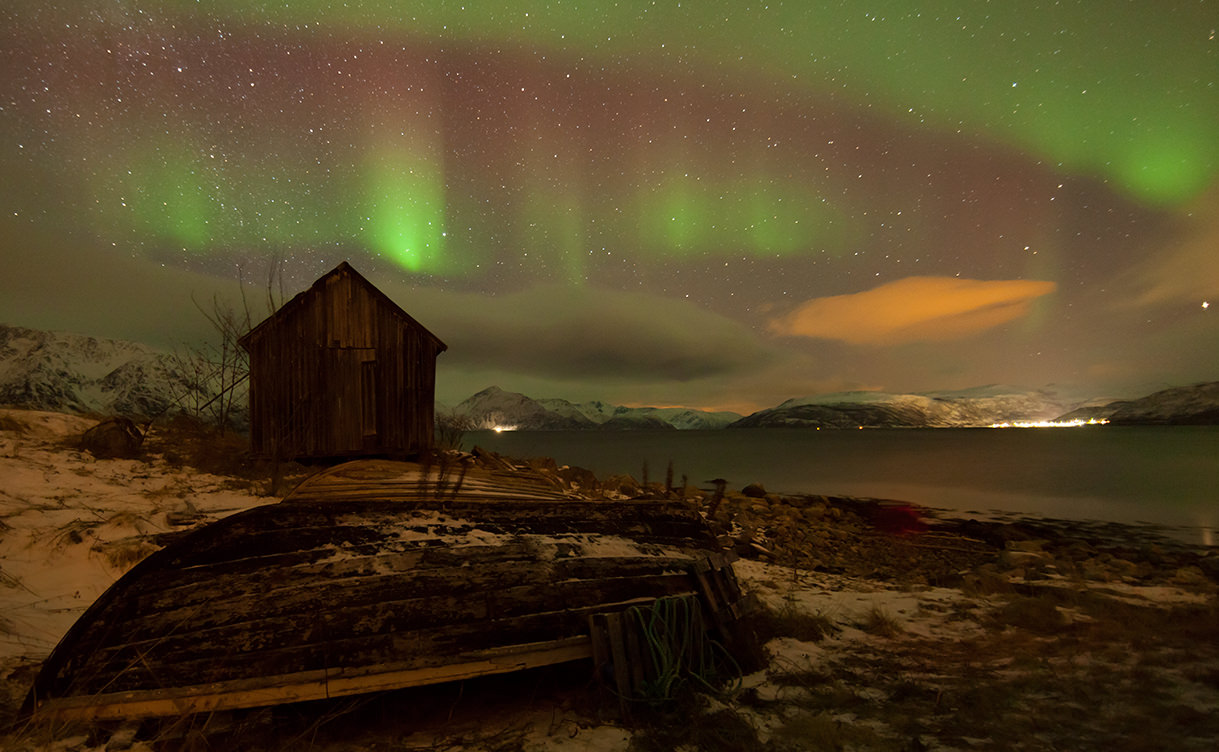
{"left": 0, "top": 324, "right": 218, "bottom": 419}
{"left": 1055, "top": 381, "right": 1219, "bottom": 425}
{"left": 451, "top": 386, "right": 740, "bottom": 430}
{"left": 729, "top": 386, "right": 1077, "bottom": 429}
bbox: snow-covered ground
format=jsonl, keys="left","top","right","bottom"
{"left": 3, "top": 407, "right": 1216, "bottom": 751}
{"left": 0, "top": 410, "right": 270, "bottom": 686}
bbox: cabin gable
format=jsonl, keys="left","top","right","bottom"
{"left": 239, "top": 263, "right": 446, "bottom": 460}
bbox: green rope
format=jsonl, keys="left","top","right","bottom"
{"left": 623, "top": 595, "right": 744, "bottom": 704}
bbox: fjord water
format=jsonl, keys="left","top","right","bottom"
{"left": 468, "top": 426, "right": 1219, "bottom": 545}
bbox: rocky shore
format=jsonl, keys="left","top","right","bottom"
{"left": 479, "top": 445, "right": 1219, "bottom": 593}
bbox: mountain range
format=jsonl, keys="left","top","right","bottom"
{"left": 448, "top": 386, "right": 741, "bottom": 430}
{"left": 3, "top": 323, "right": 1217, "bottom": 428}
{"left": 0, "top": 324, "right": 220, "bottom": 420}
{"left": 726, "top": 386, "right": 1077, "bottom": 429}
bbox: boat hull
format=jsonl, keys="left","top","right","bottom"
{"left": 27, "top": 461, "right": 745, "bottom": 721}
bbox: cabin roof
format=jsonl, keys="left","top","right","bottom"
{"left": 238, "top": 261, "right": 447, "bottom": 352}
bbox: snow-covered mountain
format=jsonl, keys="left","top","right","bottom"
{"left": 0, "top": 324, "right": 217, "bottom": 419}
{"left": 450, "top": 386, "right": 741, "bottom": 430}
{"left": 729, "top": 386, "right": 1080, "bottom": 429}
{"left": 7, "top": 324, "right": 1216, "bottom": 430}
{"left": 1054, "top": 382, "right": 1219, "bottom": 425}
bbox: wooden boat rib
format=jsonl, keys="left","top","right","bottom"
{"left": 27, "top": 460, "right": 753, "bottom": 722}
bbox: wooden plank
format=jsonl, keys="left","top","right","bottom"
{"left": 623, "top": 610, "right": 646, "bottom": 696}
{"left": 604, "top": 611, "right": 632, "bottom": 712}
{"left": 35, "top": 638, "right": 592, "bottom": 722}
{"left": 86, "top": 573, "right": 698, "bottom": 674}
{"left": 692, "top": 569, "right": 722, "bottom": 617}
{"left": 63, "top": 586, "right": 700, "bottom": 696}
{"left": 588, "top": 614, "right": 610, "bottom": 687}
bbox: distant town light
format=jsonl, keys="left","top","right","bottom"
{"left": 989, "top": 418, "right": 1110, "bottom": 428}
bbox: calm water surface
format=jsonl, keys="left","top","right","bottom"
{"left": 467, "top": 426, "right": 1219, "bottom": 545}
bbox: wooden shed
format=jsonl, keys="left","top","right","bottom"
{"left": 238, "top": 262, "right": 446, "bottom": 460}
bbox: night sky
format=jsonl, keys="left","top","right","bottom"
{"left": 2, "top": 2, "right": 1216, "bottom": 412}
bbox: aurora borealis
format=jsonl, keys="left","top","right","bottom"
{"left": 2, "top": 1, "right": 1216, "bottom": 411}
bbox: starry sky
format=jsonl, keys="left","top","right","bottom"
{"left": 2, "top": 1, "right": 1216, "bottom": 413}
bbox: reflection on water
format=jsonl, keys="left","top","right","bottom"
{"left": 468, "top": 426, "right": 1219, "bottom": 546}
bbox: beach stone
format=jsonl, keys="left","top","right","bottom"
{"left": 999, "top": 549, "right": 1053, "bottom": 570}
{"left": 602, "top": 473, "right": 640, "bottom": 497}
{"left": 1081, "top": 559, "right": 1112, "bottom": 581}
{"left": 80, "top": 417, "right": 144, "bottom": 459}
{"left": 1172, "top": 566, "right": 1209, "bottom": 587}
{"left": 557, "top": 464, "right": 598, "bottom": 490}
{"left": 802, "top": 505, "right": 826, "bottom": 522}
{"left": 526, "top": 455, "right": 559, "bottom": 473}
{"left": 1007, "top": 539, "right": 1048, "bottom": 554}
{"left": 1109, "top": 558, "right": 1139, "bottom": 577}
{"left": 742, "top": 482, "right": 767, "bottom": 498}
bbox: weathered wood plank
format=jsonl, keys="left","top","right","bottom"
{"left": 124, "top": 550, "right": 696, "bottom": 642}
{"left": 71, "top": 592, "right": 692, "bottom": 695}
{"left": 36, "top": 637, "right": 593, "bottom": 722}
{"left": 88, "top": 572, "right": 696, "bottom": 671}
{"left": 605, "top": 612, "right": 632, "bottom": 707}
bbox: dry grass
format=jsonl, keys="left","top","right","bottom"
{"left": 768, "top": 712, "right": 896, "bottom": 752}
{"left": 756, "top": 599, "right": 840, "bottom": 643}
{"left": 750, "top": 584, "right": 1219, "bottom": 751}
{"left": 93, "top": 537, "right": 160, "bottom": 570}
{"left": 629, "top": 692, "right": 761, "bottom": 752}
{"left": 0, "top": 415, "right": 25, "bottom": 434}
{"left": 859, "top": 606, "right": 904, "bottom": 638}
{"left": 142, "top": 414, "right": 308, "bottom": 494}
{"left": 988, "top": 593, "right": 1067, "bottom": 634}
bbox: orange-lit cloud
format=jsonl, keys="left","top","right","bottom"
{"left": 768, "top": 276, "right": 1057, "bottom": 346}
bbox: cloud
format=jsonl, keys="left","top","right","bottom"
{"left": 767, "top": 276, "right": 1057, "bottom": 346}
{"left": 385, "top": 283, "right": 781, "bottom": 383}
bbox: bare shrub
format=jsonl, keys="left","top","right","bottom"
{"left": 434, "top": 411, "right": 474, "bottom": 451}
{"left": 95, "top": 538, "right": 159, "bottom": 570}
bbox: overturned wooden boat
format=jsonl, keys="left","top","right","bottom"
{"left": 27, "top": 460, "right": 756, "bottom": 721}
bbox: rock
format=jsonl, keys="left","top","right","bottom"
{"left": 1006, "top": 539, "right": 1048, "bottom": 554}
{"left": 557, "top": 464, "right": 598, "bottom": 490}
{"left": 998, "top": 549, "right": 1053, "bottom": 570}
{"left": 1197, "top": 555, "right": 1219, "bottom": 582}
{"left": 526, "top": 455, "right": 559, "bottom": 474}
{"left": 1172, "top": 566, "right": 1210, "bottom": 587}
{"left": 601, "top": 473, "right": 641, "bottom": 497}
{"left": 1081, "top": 557, "right": 1120, "bottom": 581}
{"left": 742, "top": 482, "right": 767, "bottom": 498}
{"left": 80, "top": 417, "right": 145, "bottom": 459}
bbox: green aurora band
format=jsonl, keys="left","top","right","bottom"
{"left": 186, "top": 0, "right": 1217, "bottom": 206}
{"left": 4, "top": 1, "right": 1216, "bottom": 278}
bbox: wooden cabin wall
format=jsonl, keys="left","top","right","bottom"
{"left": 245, "top": 268, "right": 441, "bottom": 460}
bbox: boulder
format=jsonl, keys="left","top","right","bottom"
{"left": 602, "top": 474, "right": 641, "bottom": 497}
{"left": 741, "top": 482, "right": 767, "bottom": 498}
{"left": 80, "top": 417, "right": 145, "bottom": 459}
{"left": 557, "top": 464, "right": 598, "bottom": 491}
